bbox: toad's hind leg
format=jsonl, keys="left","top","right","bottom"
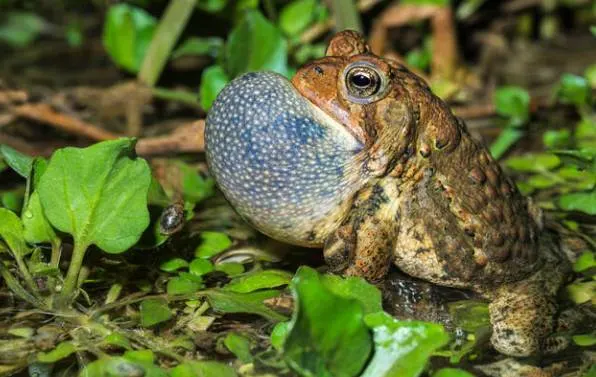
{"left": 323, "top": 182, "right": 400, "bottom": 282}
{"left": 489, "top": 282, "right": 556, "bottom": 357}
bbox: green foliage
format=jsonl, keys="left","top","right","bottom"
{"left": 203, "top": 289, "right": 287, "bottom": 321}
{"left": 194, "top": 231, "right": 232, "bottom": 258}
{"left": 38, "top": 138, "right": 151, "bottom": 254}
{"left": 0, "top": 145, "right": 33, "bottom": 178}
{"left": 140, "top": 298, "right": 172, "bottom": 327}
{"left": 283, "top": 266, "right": 373, "bottom": 377}
{"left": 225, "top": 10, "right": 288, "bottom": 77}
{"left": 102, "top": 4, "right": 157, "bottom": 73}
{"left": 200, "top": 65, "right": 231, "bottom": 111}
{"left": 224, "top": 332, "right": 253, "bottom": 363}
{"left": 360, "top": 312, "right": 449, "bottom": 377}
{"left": 189, "top": 258, "right": 215, "bottom": 276}
{"left": 433, "top": 368, "right": 476, "bottom": 377}
{"left": 224, "top": 269, "right": 292, "bottom": 293}
{"left": 574, "top": 251, "right": 596, "bottom": 273}
{"left": 0, "top": 208, "right": 28, "bottom": 257}
{"left": 572, "top": 333, "right": 596, "bottom": 347}
{"left": 159, "top": 258, "right": 189, "bottom": 272}
{"left": 279, "top": 0, "right": 318, "bottom": 36}
{"left": 167, "top": 274, "right": 203, "bottom": 295}
{"left": 170, "top": 361, "right": 238, "bottom": 377}
{"left": 37, "top": 341, "right": 76, "bottom": 363}
{"left": 172, "top": 37, "right": 224, "bottom": 59}
{"left": 490, "top": 86, "right": 531, "bottom": 159}
{"left": 320, "top": 273, "right": 383, "bottom": 314}
{"left": 196, "top": 0, "right": 229, "bottom": 13}
{"left": 0, "top": 11, "right": 45, "bottom": 47}
{"left": 200, "top": 9, "right": 289, "bottom": 111}
{"left": 556, "top": 73, "right": 591, "bottom": 108}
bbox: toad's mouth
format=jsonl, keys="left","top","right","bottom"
{"left": 204, "top": 71, "right": 365, "bottom": 246}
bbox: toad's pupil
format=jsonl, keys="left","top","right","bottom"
{"left": 352, "top": 73, "right": 371, "bottom": 87}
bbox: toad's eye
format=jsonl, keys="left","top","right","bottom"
{"left": 344, "top": 63, "right": 387, "bottom": 103}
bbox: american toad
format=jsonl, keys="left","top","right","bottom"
{"left": 205, "top": 30, "right": 571, "bottom": 356}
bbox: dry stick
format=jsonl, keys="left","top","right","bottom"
{"left": 135, "top": 120, "right": 204, "bottom": 156}
{"left": 13, "top": 103, "right": 121, "bottom": 141}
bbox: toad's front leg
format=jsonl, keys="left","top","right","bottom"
{"left": 323, "top": 181, "right": 400, "bottom": 282}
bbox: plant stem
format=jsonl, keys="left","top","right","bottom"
{"left": 50, "top": 238, "right": 62, "bottom": 268}
{"left": 13, "top": 252, "right": 37, "bottom": 293}
{"left": 138, "top": 0, "right": 196, "bottom": 87}
{"left": 60, "top": 242, "right": 88, "bottom": 305}
{"left": 0, "top": 263, "right": 45, "bottom": 308}
{"left": 329, "top": 0, "right": 362, "bottom": 33}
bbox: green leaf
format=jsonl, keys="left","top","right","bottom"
{"left": 225, "top": 10, "right": 288, "bottom": 78}
{"left": 490, "top": 127, "right": 524, "bottom": 160}
{"left": 167, "top": 275, "right": 203, "bottom": 295}
{"left": 402, "top": 0, "right": 449, "bottom": 5}
{"left": 527, "top": 174, "right": 558, "bottom": 189}
{"left": 200, "top": 64, "right": 230, "bottom": 111}
{"left": 585, "top": 64, "right": 596, "bottom": 89}
{"left": 102, "top": 4, "right": 157, "bottom": 73}
{"left": 320, "top": 274, "right": 383, "bottom": 314}
{"left": 160, "top": 258, "right": 189, "bottom": 272}
{"left": 433, "top": 368, "right": 476, "bottom": 377}
{"left": 576, "top": 117, "right": 596, "bottom": 150}
{"left": 558, "top": 190, "right": 596, "bottom": 215}
{"left": 0, "top": 145, "right": 33, "bottom": 178}
{"left": 574, "top": 251, "right": 596, "bottom": 273}
{"left": 203, "top": 289, "right": 287, "bottom": 321}
{"left": 195, "top": 231, "right": 232, "bottom": 258}
{"left": 360, "top": 312, "right": 449, "bottom": 377}
{"left": 279, "top": 0, "right": 317, "bottom": 36}
{"left": 37, "top": 138, "right": 151, "bottom": 253}
{"left": 0, "top": 11, "right": 45, "bottom": 48}
{"left": 448, "top": 300, "right": 490, "bottom": 333}
{"left": 65, "top": 20, "right": 84, "bottom": 47}
{"left": 103, "top": 333, "right": 132, "bottom": 350}
{"left": 172, "top": 37, "right": 223, "bottom": 59}
{"left": 224, "top": 269, "right": 292, "bottom": 293}
{"left": 170, "top": 361, "right": 238, "bottom": 377}
{"left": 566, "top": 281, "right": 595, "bottom": 304}
{"left": 543, "top": 129, "right": 571, "bottom": 149}
{"left": 553, "top": 149, "right": 596, "bottom": 172}
{"left": 572, "top": 333, "right": 596, "bottom": 347}
{"left": 124, "top": 349, "right": 155, "bottom": 364}
{"left": 0, "top": 208, "right": 28, "bottom": 257}
{"left": 196, "top": 0, "right": 229, "bottom": 13}
{"left": 556, "top": 73, "right": 591, "bottom": 107}
{"left": 215, "top": 262, "right": 245, "bottom": 276}
{"left": 81, "top": 356, "right": 168, "bottom": 377}
{"left": 189, "top": 258, "right": 214, "bottom": 276}
{"left": 505, "top": 153, "right": 561, "bottom": 172}
{"left": 140, "top": 298, "right": 172, "bottom": 327}
{"left": 270, "top": 321, "right": 290, "bottom": 351}
{"left": 22, "top": 191, "right": 57, "bottom": 245}
{"left": 224, "top": 332, "right": 253, "bottom": 363}
{"left": 1, "top": 190, "right": 23, "bottom": 213}
{"left": 178, "top": 161, "right": 215, "bottom": 204}
{"left": 283, "top": 267, "right": 372, "bottom": 377}
{"left": 494, "top": 86, "right": 530, "bottom": 126}
{"left": 37, "top": 341, "right": 76, "bottom": 363}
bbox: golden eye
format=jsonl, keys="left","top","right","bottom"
{"left": 344, "top": 63, "right": 386, "bottom": 103}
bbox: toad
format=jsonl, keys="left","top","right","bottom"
{"left": 205, "top": 30, "right": 571, "bottom": 356}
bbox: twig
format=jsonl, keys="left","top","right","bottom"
{"left": 135, "top": 120, "right": 205, "bottom": 156}
{"left": 12, "top": 103, "right": 122, "bottom": 141}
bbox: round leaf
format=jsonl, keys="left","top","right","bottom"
{"left": 37, "top": 138, "right": 151, "bottom": 253}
